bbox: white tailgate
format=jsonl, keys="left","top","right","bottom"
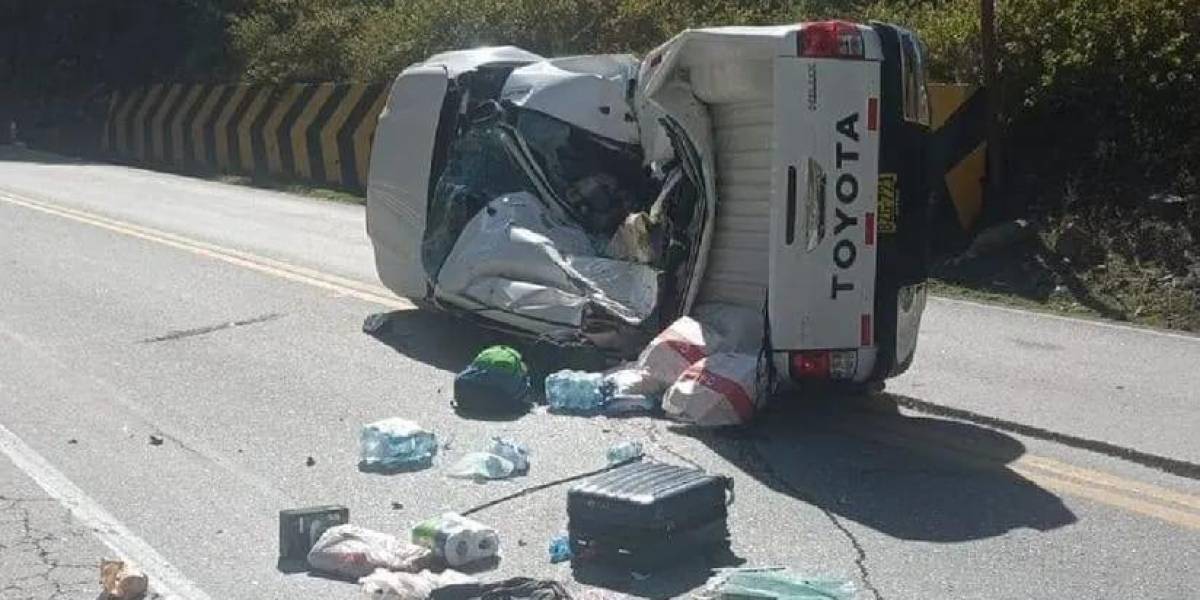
{"left": 770, "top": 58, "right": 880, "bottom": 350}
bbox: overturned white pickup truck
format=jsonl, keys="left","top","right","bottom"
{"left": 366, "top": 21, "right": 933, "bottom": 388}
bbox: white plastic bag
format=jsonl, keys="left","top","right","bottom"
{"left": 308, "top": 525, "right": 431, "bottom": 578}
{"left": 638, "top": 316, "right": 722, "bottom": 386}
{"left": 359, "top": 568, "right": 478, "bottom": 600}
{"left": 359, "top": 569, "right": 436, "bottom": 600}
{"left": 663, "top": 353, "right": 764, "bottom": 427}
{"left": 638, "top": 304, "right": 763, "bottom": 387}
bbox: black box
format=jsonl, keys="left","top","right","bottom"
{"left": 567, "top": 462, "right": 732, "bottom": 568}
{"left": 278, "top": 505, "right": 349, "bottom": 564}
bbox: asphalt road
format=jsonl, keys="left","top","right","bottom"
{"left": 1, "top": 148, "right": 1198, "bottom": 600}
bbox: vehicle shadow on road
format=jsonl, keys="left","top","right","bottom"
{"left": 675, "top": 392, "right": 1078, "bottom": 543}
{"left": 364, "top": 308, "right": 612, "bottom": 402}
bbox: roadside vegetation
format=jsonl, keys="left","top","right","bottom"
{"left": 4, "top": 0, "right": 1198, "bottom": 331}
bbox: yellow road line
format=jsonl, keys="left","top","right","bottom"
{"left": 0, "top": 192, "right": 414, "bottom": 312}
{"left": 5, "top": 190, "right": 1200, "bottom": 532}
{"left": 1019, "top": 454, "right": 1200, "bottom": 513}
{"left": 836, "top": 414, "right": 1200, "bottom": 531}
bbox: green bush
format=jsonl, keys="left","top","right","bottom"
{"left": 226, "top": 0, "right": 1199, "bottom": 203}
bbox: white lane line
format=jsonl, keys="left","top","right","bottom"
{"left": 0, "top": 421, "right": 213, "bottom": 600}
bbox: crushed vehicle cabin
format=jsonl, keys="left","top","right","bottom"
{"left": 366, "top": 21, "right": 934, "bottom": 389}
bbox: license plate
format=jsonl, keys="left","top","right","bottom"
{"left": 877, "top": 173, "right": 897, "bottom": 234}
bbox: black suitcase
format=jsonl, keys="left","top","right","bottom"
{"left": 567, "top": 461, "right": 733, "bottom": 568}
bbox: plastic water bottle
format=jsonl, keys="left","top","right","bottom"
{"left": 447, "top": 452, "right": 516, "bottom": 480}
{"left": 544, "top": 370, "right": 606, "bottom": 411}
{"left": 606, "top": 440, "right": 644, "bottom": 466}
{"left": 490, "top": 437, "right": 530, "bottom": 473}
{"left": 360, "top": 418, "right": 438, "bottom": 469}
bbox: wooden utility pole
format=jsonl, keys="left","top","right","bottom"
{"left": 980, "top": 0, "right": 1003, "bottom": 198}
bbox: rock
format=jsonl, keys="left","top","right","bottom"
{"left": 99, "top": 559, "right": 149, "bottom": 599}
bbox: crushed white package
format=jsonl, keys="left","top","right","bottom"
{"left": 359, "top": 568, "right": 477, "bottom": 600}
{"left": 308, "top": 525, "right": 430, "bottom": 578}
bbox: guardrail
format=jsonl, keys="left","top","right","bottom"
{"left": 95, "top": 81, "right": 986, "bottom": 238}
{"left": 100, "top": 83, "right": 387, "bottom": 191}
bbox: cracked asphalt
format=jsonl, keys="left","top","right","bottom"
{"left": 0, "top": 464, "right": 102, "bottom": 600}
{"left": 1, "top": 149, "right": 1199, "bottom": 599}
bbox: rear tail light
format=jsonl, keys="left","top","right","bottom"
{"left": 790, "top": 350, "right": 859, "bottom": 380}
{"left": 798, "top": 21, "right": 865, "bottom": 58}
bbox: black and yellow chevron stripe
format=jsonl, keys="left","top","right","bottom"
{"left": 103, "top": 80, "right": 984, "bottom": 221}
{"left": 102, "top": 83, "right": 388, "bottom": 191}
{"left": 928, "top": 83, "right": 988, "bottom": 235}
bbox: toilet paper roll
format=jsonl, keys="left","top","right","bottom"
{"left": 471, "top": 528, "right": 499, "bottom": 563}
{"left": 441, "top": 528, "right": 475, "bottom": 567}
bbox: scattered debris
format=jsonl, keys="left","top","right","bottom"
{"left": 360, "top": 418, "right": 437, "bottom": 470}
{"left": 308, "top": 524, "right": 432, "bottom": 579}
{"left": 412, "top": 513, "right": 500, "bottom": 568}
{"left": 306, "top": 456, "right": 317, "bottom": 467}
{"left": 428, "top": 577, "right": 572, "bottom": 600}
{"left": 99, "top": 558, "right": 149, "bottom": 600}
{"left": 360, "top": 568, "right": 477, "bottom": 600}
{"left": 453, "top": 346, "right": 531, "bottom": 415}
{"left": 489, "top": 438, "right": 530, "bottom": 473}
{"left": 693, "top": 568, "right": 855, "bottom": 600}
{"left": 278, "top": 506, "right": 349, "bottom": 563}
{"left": 447, "top": 452, "right": 517, "bottom": 481}
{"left": 148, "top": 434, "right": 164, "bottom": 446}
{"left": 546, "top": 366, "right": 665, "bottom": 415}
{"left": 446, "top": 438, "right": 530, "bottom": 481}
{"left": 548, "top": 534, "right": 572, "bottom": 563}
{"left": 602, "top": 367, "right": 665, "bottom": 414}
{"left": 606, "top": 212, "right": 655, "bottom": 263}
{"left": 605, "top": 441, "right": 644, "bottom": 466}
{"left": 363, "top": 312, "right": 392, "bottom": 334}
{"left": 545, "top": 370, "right": 606, "bottom": 412}
{"left": 663, "top": 353, "right": 765, "bottom": 427}
{"left": 568, "top": 462, "right": 731, "bottom": 569}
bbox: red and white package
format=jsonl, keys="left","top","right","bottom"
{"left": 637, "top": 316, "right": 723, "bottom": 386}
{"left": 663, "top": 353, "right": 764, "bottom": 427}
